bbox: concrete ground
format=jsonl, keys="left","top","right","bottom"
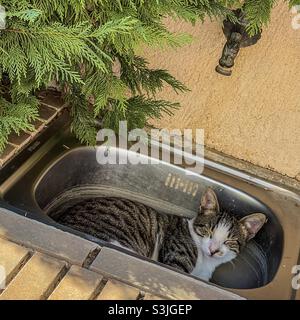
{"left": 144, "top": 1, "right": 300, "bottom": 180}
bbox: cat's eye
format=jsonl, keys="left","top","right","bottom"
{"left": 225, "top": 240, "right": 238, "bottom": 245}
{"left": 224, "top": 240, "right": 240, "bottom": 253}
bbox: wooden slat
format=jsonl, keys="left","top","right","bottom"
{"left": 97, "top": 280, "right": 139, "bottom": 300}
{"left": 0, "top": 238, "right": 31, "bottom": 289}
{"left": 49, "top": 266, "right": 102, "bottom": 300}
{"left": 0, "top": 253, "right": 66, "bottom": 300}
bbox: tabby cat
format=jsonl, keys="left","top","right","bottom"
{"left": 55, "top": 188, "right": 267, "bottom": 281}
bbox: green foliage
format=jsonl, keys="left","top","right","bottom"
{"left": 0, "top": 0, "right": 297, "bottom": 152}
{"left": 243, "top": 0, "right": 300, "bottom": 35}
{"left": 102, "top": 95, "right": 181, "bottom": 132}
{"left": 0, "top": 96, "right": 38, "bottom": 151}
{"left": 119, "top": 55, "right": 189, "bottom": 96}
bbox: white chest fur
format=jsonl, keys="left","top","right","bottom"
{"left": 187, "top": 220, "right": 235, "bottom": 281}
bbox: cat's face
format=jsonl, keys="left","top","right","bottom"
{"left": 193, "top": 189, "right": 267, "bottom": 261}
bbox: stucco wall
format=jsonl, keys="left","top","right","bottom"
{"left": 144, "top": 2, "right": 300, "bottom": 179}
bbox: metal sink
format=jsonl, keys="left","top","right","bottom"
{"left": 0, "top": 117, "right": 299, "bottom": 299}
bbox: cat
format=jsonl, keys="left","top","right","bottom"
{"left": 54, "top": 188, "right": 267, "bottom": 281}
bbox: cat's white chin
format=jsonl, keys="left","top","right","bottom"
{"left": 193, "top": 251, "right": 237, "bottom": 282}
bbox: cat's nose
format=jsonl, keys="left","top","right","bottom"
{"left": 209, "top": 244, "right": 220, "bottom": 256}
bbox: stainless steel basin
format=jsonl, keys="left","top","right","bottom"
{"left": 0, "top": 118, "right": 299, "bottom": 299}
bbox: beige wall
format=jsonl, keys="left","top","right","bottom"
{"left": 144, "top": 2, "right": 300, "bottom": 179}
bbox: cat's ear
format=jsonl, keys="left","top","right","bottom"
{"left": 200, "top": 188, "right": 220, "bottom": 216}
{"left": 239, "top": 213, "right": 267, "bottom": 241}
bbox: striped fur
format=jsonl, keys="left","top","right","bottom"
{"left": 53, "top": 189, "right": 266, "bottom": 281}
